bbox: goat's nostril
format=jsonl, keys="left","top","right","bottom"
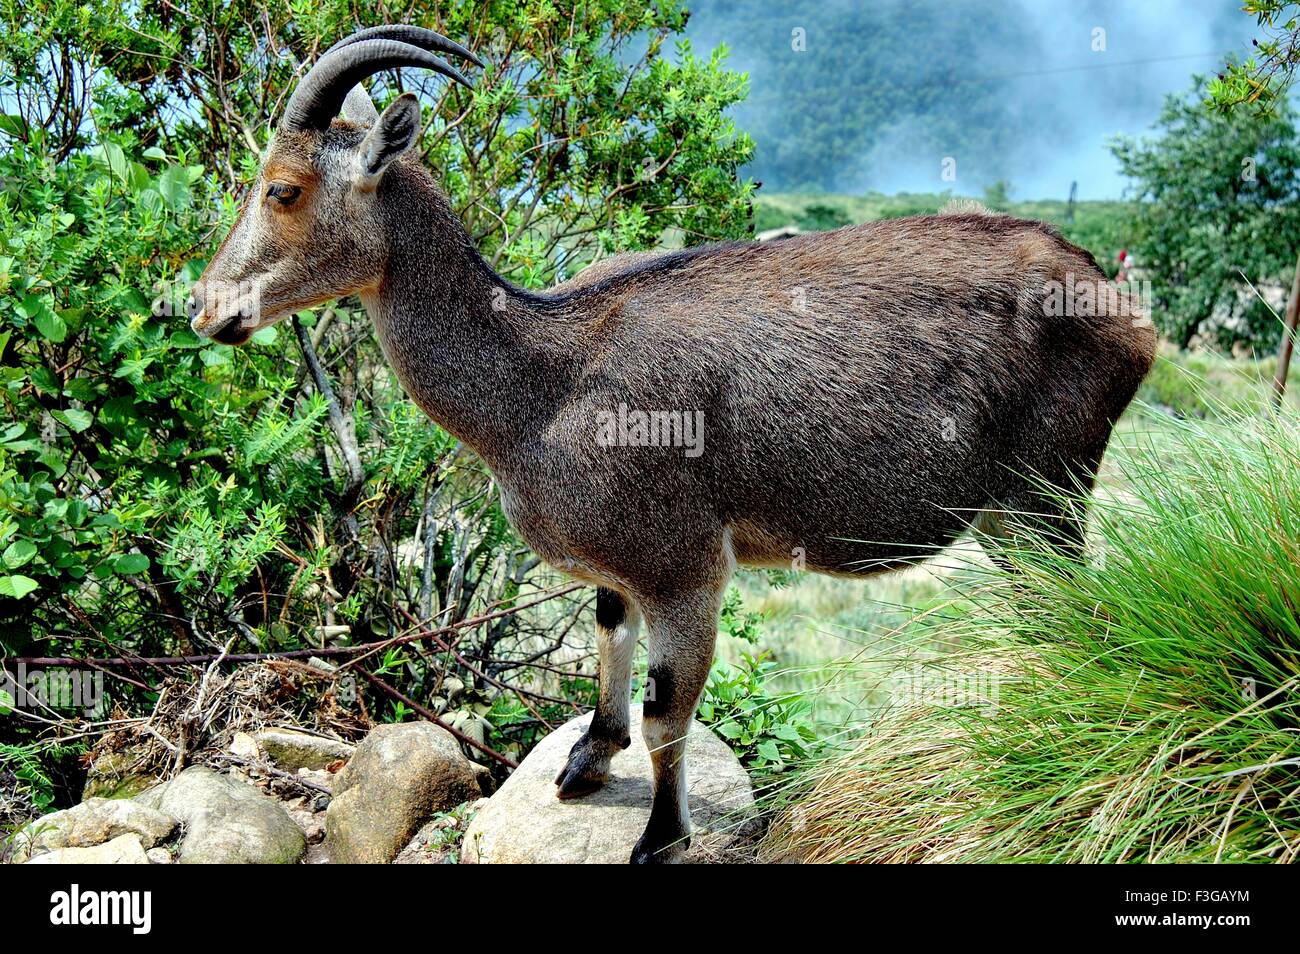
{"left": 185, "top": 295, "right": 201, "bottom": 319}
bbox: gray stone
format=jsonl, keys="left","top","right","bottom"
{"left": 137, "top": 766, "right": 305, "bottom": 864}
{"left": 256, "top": 728, "right": 354, "bottom": 772}
{"left": 24, "top": 832, "right": 149, "bottom": 864}
{"left": 325, "top": 722, "right": 481, "bottom": 864}
{"left": 13, "top": 797, "right": 177, "bottom": 862}
{"left": 463, "top": 704, "right": 754, "bottom": 864}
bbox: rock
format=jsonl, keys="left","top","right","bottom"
{"left": 137, "top": 766, "right": 306, "bottom": 864}
{"left": 257, "top": 728, "right": 354, "bottom": 772}
{"left": 470, "top": 762, "right": 495, "bottom": 796}
{"left": 463, "top": 704, "right": 754, "bottom": 864}
{"left": 12, "top": 797, "right": 177, "bottom": 862}
{"left": 230, "top": 731, "right": 261, "bottom": 760}
{"left": 297, "top": 767, "right": 336, "bottom": 792}
{"left": 325, "top": 722, "right": 481, "bottom": 864}
{"left": 146, "top": 847, "right": 173, "bottom": 864}
{"left": 81, "top": 743, "right": 158, "bottom": 800}
{"left": 24, "top": 833, "right": 149, "bottom": 865}
{"left": 393, "top": 816, "right": 461, "bottom": 865}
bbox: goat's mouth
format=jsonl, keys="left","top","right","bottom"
{"left": 213, "top": 319, "right": 253, "bottom": 346}
{"left": 202, "top": 313, "right": 254, "bottom": 346}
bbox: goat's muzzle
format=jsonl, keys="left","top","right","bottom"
{"left": 188, "top": 293, "right": 253, "bottom": 346}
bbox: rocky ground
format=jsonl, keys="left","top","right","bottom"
{"left": 6, "top": 706, "right": 756, "bottom": 864}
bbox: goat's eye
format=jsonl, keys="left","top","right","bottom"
{"left": 266, "top": 182, "right": 302, "bottom": 204}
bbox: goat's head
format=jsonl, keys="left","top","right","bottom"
{"left": 188, "top": 26, "right": 481, "bottom": 345}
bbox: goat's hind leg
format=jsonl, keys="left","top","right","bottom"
{"left": 974, "top": 460, "right": 1100, "bottom": 567}
{"left": 555, "top": 586, "right": 640, "bottom": 799}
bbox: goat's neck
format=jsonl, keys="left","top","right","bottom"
{"left": 365, "top": 168, "right": 574, "bottom": 466}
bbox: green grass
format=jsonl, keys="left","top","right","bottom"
{"left": 1137, "top": 343, "right": 1299, "bottom": 419}
{"left": 755, "top": 405, "right": 1300, "bottom": 863}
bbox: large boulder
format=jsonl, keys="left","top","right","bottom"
{"left": 325, "top": 722, "right": 483, "bottom": 864}
{"left": 256, "top": 728, "right": 354, "bottom": 772}
{"left": 463, "top": 704, "right": 754, "bottom": 864}
{"left": 24, "top": 832, "right": 150, "bottom": 865}
{"left": 13, "top": 797, "right": 177, "bottom": 863}
{"left": 137, "top": 766, "right": 305, "bottom": 864}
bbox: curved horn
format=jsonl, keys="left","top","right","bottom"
{"left": 322, "top": 24, "right": 484, "bottom": 68}
{"left": 282, "top": 37, "right": 475, "bottom": 132}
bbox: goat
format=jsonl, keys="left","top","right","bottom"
{"left": 189, "top": 25, "right": 1156, "bottom": 863}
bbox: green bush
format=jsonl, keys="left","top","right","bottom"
{"left": 0, "top": 0, "right": 758, "bottom": 785}
{"left": 697, "top": 650, "right": 820, "bottom": 774}
{"left": 692, "top": 589, "right": 819, "bottom": 773}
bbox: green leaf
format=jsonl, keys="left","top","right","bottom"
{"left": 158, "top": 164, "right": 192, "bottom": 209}
{"left": 3, "top": 540, "right": 37, "bottom": 569}
{"left": 34, "top": 308, "right": 68, "bottom": 343}
{"left": 53, "top": 408, "right": 92, "bottom": 433}
{"left": 250, "top": 325, "right": 278, "bottom": 346}
{"left": 0, "top": 574, "right": 38, "bottom": 599}
{"left": 96, "top": 141, "right": 130, "bottom": 184}
{"left": 114, "top": 553, "right": 151, "bottom": 575}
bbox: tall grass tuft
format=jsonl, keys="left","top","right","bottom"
{"left": 760, "top": 409, "right": 1300, "bottom": 863}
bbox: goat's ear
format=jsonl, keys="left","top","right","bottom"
{"left": 355, "top": 93, "right": 421, "bottom": 190}
{"left": 342, "top": 84, "right": 379, "bottom": 126}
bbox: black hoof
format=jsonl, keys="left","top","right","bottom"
{"left": 629, "top": 832, "right": 690, "bottom": 864}
{"left": 555, "top": 762, "right": 607, "bottom": 800}
{"left": 553, "top": 731, "right": 614, "bottom": 799}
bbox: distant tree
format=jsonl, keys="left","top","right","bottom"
{"left": 795, "top": 203, "right": 851, "bottom": 232}
{"left": 1111, "top": 77, "right": 1300, "bottom": 350}
{"left": 982, "top": 180, "right": 1012, "bottom": 210}
{"left": 686, "top": 0, "right": 1047, "bottom": 192}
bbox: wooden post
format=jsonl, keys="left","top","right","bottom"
{"left": 1272, "top": 250, "right": 1300, "bottom": 408}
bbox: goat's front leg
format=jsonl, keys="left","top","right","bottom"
{"left": 556, "top": 587, "right": 640, "bottom": 798}
{"left": 630, "top": 587, "right": 722, "bottom": 864}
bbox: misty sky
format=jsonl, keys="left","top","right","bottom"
{"left": 685, "top": 0, "right": 1263, "bottom": 199}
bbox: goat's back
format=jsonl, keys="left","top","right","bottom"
{"left": 535, "top": 211, "right": 1153, "bottom": 578}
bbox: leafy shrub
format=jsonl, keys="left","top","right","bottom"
{"left": 695, "top": 589, "right": 820, "bottom": 773}
{"left": 795, "top": 203, "right": 851, "bottom": 232}
{"left": 697, "top": 650, "right": 820, "bottom": 773}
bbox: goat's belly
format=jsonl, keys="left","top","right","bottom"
{"left": 728, "top": 512, "right": 968, "bottom": 577}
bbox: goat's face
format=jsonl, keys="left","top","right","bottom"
{"left": 189, "top": 93, "right": 424, "bottom": 345}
